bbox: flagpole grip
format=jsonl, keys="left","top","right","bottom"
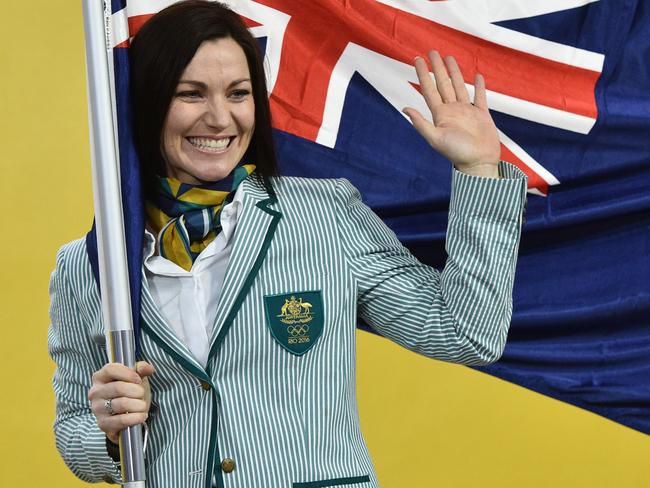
{"left": 82, "top": 0, "right": 146, "bottom": 485}
{"left": 110, "top": 330, "right": 147, "bottom": 484}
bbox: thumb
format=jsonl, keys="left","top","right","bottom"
{"left": 136, "top": 361, "right": 156, "bottom": 378}
{"left": 402, "top": 107, "right": 442, "bottom": 149}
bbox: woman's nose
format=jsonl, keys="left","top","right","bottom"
{"left": 203, "top": 97, "right": 231, "bottom": 129}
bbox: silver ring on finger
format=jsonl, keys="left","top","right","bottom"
{"left": 104, "top": 398, "right": 115, "bottom": 416}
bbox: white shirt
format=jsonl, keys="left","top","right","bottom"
{"left": 143, "top": 185, "right": 244, "bottom": 367}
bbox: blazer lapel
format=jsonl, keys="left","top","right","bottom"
{"left": 207, "top": 177, "right": 282, "bottom": 362}
{"left": 139, "top": 270, "right": 210, "bottom": 380}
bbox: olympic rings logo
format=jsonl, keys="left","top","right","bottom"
{"left": 287, "top": 325, "right": 310, "bottom": 336}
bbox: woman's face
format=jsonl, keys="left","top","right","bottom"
{"left": 161, "top": 37, "right": 255, "bottom": 184}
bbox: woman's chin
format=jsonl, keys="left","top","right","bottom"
{"left": 167, "top": 160, "right": 241, "bottom": 185}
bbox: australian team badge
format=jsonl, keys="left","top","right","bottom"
{"left": 264, "top": 291, "right": 324, "bottom": 355}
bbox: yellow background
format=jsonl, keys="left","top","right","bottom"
{"left": 1, "top": 1, "right": 648, "bottom": 486}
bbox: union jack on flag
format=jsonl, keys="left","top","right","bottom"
{"left": 93, "top": 0, "right": 650, "bottom": 434}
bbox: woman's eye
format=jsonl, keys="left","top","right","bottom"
{"left": 176, "top": 91, "right": 202, "bottom": 99}
{"left": 230, "top": 89, "right": 251, "bottom": 100}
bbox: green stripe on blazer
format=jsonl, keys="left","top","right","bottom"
{"left": 49, "top": 163, "right": 527, "bottom": 488}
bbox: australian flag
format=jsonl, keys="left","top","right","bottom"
{"left": 94, "top": 0, "right": 650, "bottom": 435}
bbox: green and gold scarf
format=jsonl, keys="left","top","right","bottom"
{"left": 146, "top": 164, "right": 255, "bottom": 271}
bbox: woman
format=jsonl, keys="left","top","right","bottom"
{"left": 49, "top": 1, "right": 527, "bottom": 487}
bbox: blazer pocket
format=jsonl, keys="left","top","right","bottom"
{"left": 293, "top": 475, "right": 371, "bottom": 488}
{"left": 263, "top": 289, "right": 325, "bottom": 356}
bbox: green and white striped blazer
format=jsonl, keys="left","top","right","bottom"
{"left": 49, "top": 164, "right": 527, "bottom": 488}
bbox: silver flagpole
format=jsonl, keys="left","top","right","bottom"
{"left": 81, "top": 1, "right": 146, "bottom": 486}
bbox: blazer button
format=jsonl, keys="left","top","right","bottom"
{"left": 220, "top": 458, "right": 236, "bottom": 473}
{"left": 200, "top": 380, "right": 211, "bottom": 391}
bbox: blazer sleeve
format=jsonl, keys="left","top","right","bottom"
{"left": 48, "top": 244, "right": 123, "bottom": 484}
{"left": 334, "top": 162, "right": 527, "bottom": 365}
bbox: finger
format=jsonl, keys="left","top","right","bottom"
{"left": 111, "top": 397, "right": 148, "bottom": 415}
{"left": 89, "top": 381, "right": 147, "bottom": 402}
{"left": 413, "top": 56, "right": 442, "bottom": 111}
{"left": 92, "top": 363, "right": 142, "bottom": 386}
{"left": 402, "top": 107, "right": 442, "bottom": 149}
{"left": 429, "top": 50, "right": 456, "bottom": 103}
{"left": 473, "top": 73, "right": 488, "bottom": 110}
{"left": 91, "top": 397, "right": 148, "bottom": 418}
{"left": 136, "top": 361, "right": 156, "bottom": 378}
{"left": 444, "top": 55, "right": 470, "bottom": 104}
{"left": 98, "top": 412, "right": 149, "bottom": 437}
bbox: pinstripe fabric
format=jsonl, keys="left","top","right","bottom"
{"left": 49, "top": 163, "right": 526, "bottom": 487}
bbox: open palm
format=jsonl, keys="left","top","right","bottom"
{"left": 403, "top": 51, "right": 501, "bottom": 178}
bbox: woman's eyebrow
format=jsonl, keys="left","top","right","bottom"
{"left": 228, "top": 78, "right": 252, "bottom": 87}
{"left": 177, "top": 80, "right": 207, "bottom": 89}
{"left": 177, "top": 78, "right": 252, "bottom": 88}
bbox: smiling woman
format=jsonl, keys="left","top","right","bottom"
{"left": 47, "top": 0, "right": 528, "bottom": 487}
{"left": 129, "top": 0, "right": 277, "bottom": 197}
{"left": 161, "top": 37, "right": 256, "bottom": 184}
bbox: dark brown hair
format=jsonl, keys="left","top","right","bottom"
{"left": 129, "top": 0, "right": 278, "bottom": 194}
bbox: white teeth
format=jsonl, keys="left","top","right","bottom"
{"left": 187, "top": 137, "right": 231, "bottom": 150}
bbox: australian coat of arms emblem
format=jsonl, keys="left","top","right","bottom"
{"left": 264, "top": 291, "right": 324, "bottom": 355}
{"left": 280, "top": 296, "right": 314, "bottom": 324}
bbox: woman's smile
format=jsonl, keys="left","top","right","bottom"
{"left": 185, "top": 136, "right": 234, "bottom": 153}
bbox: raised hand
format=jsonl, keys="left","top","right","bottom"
{"left": 403, "top": 50, "right": 501, "bottom": 178}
